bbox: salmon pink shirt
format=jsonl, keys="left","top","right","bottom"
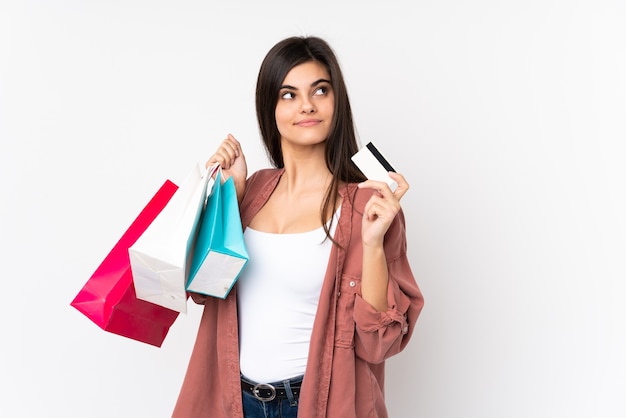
{"left": 173, "top": 168, "right": 424, "bottom": 418}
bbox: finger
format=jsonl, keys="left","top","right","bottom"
{"left": 364, "top": 195, "right": 399, "bottom": 221}
{"left": 367, "top": 201, "right": 386, "bottom": 221}
{"left": 207, "top": 136, "right": 240, "bottom": 169}
{"left": 206, "top": 148, "right": 232, "bottom": 169}
{"left": 358, "top": 179, "right": 395, "bottom": 199}
{"left": 388, "top": 171, "right": 409, "bottom": 201}
{"left": 225, "top": 133, "right": 241, "bottom": 157}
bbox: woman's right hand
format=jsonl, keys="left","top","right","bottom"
{"left": 206, "top": 133, "right": 248, "bottom": 201}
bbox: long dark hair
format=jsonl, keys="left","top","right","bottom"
{"left": 255, "top": 36, "right": 366, "bottom": 240}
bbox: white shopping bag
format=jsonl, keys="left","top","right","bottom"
{"left": 129, "top": 162, "right": 215, "bottom": 313}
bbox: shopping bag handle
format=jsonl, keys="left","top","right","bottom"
{"left": 199, "top": 163, "right": 220, "bottom": 208}
{"left": 206, "top": 163, "right": 220, "bottom": 179}
{"left": 207, "top": 163, "right": 228, "bottom": 186}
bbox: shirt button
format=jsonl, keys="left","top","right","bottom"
{"left": 349, "top": 281, "right": 356, "bottom": 287}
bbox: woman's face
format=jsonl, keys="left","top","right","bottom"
{"left": 275, "top": 61, "right": 334, "bottom": 149}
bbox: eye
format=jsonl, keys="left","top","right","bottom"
{"left": 281, "top": 91, "right": 295, "bottom": 100}
{"left": 313, "top": 86, "right": 328, "bottom": 96}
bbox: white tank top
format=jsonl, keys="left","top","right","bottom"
{"left": 238, "top": 213, "right": 338, "bottom": 383}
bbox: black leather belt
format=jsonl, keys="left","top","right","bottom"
{"left": 241, "top": 378, "right": 302, "bottom": 402}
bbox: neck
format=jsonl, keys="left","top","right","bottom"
{"left": 280, "top": 148, "right": 331, "bottom": 195}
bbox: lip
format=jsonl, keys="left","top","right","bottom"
{"left": 295, "top": 119, "right": 322, "bottom": 127}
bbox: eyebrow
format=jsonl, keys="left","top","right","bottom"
{"left": 280, "top": 78, "right": 331, "bottom": 90}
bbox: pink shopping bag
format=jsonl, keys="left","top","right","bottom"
{"left": 70, "top": 180, "right": 181, "bottom": 347}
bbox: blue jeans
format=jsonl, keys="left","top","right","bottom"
{"left": 241, "top": 375, "right": 302, "bottom": 418}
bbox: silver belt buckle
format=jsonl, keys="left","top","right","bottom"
{"left": 252, "top": 383, "right": 276, "bottom": 402}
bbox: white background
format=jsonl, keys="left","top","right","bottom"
{"left": 1, "top": 1, "right": 625, "bottom": 417}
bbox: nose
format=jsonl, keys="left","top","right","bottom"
{"left": 300, "top": 98, "right": 316, "bottom": 114}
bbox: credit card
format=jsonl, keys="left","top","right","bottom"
{"left": 351, "top": 142, "right": 398, "bottom": 192}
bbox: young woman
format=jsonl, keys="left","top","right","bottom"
{"left": 173, "top": 36, "right": 424, "bottom": 418}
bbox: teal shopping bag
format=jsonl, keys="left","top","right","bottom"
{"left": 187, "top": 169, "right": 249, "bottom": 298}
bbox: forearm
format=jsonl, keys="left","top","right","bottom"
{"left": 360, "top": 243, "right": 389, "bottom": 312}
{"left": 235, "top": 178, "right": 247, "bottom": 203}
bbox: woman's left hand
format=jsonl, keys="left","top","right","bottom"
{"left": 357, "top": 171, "right": 409, "bottom": 247}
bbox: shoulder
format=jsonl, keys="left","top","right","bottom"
{"left": 246, "top": 168, "right": 282, "bottom": 186}
{"left": 244, "top": 168, "right": 283, "bottom": 193}
{"left": 240, "top": 168, "right": 284, "bottom": 226}
{"left": 341, "top": 183, "right": 376, "bottom": 213}
{"left": 343, "top": 184, "right": 406, "bottom": 221}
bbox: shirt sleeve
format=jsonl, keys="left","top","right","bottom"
{"left": 352, "top": 215, "right": 424, "bottom": 364}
